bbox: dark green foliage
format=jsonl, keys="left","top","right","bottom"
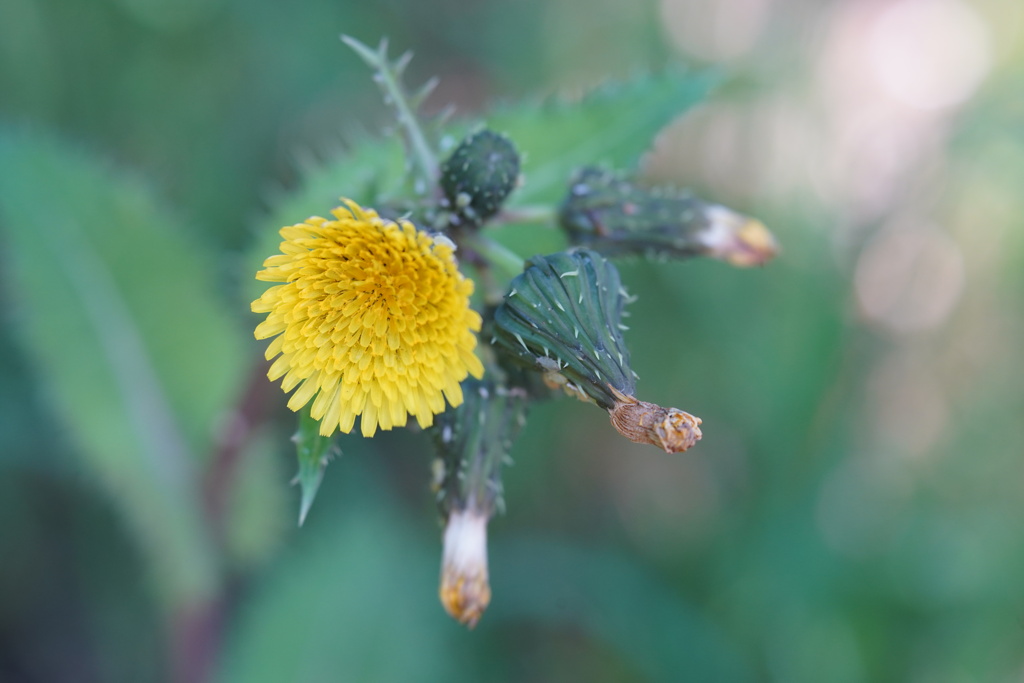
{"left": 492, "top": 249, "right": 635, "bottom": 409}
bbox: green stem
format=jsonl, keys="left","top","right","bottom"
{"left": 495, "top": 205, "right": 558, "bottom": 226}
{"left": 341, "top": 36, "right": 439, "bottom": 185}
{"left": 463, "top": 233, "right": 525, "bottom": 280}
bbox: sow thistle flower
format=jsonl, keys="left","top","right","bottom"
{"left": 251, "top": 199, "right": 484, "bottom": 437}
{"left": 252, "top": 36, "right": 779, "bottom": 630}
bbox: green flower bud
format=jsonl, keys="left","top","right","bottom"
{"left": 560, "top": 167, "right": 778, "bottom": 266}
{"left": 492, "top": 248, "right": 701, "bottom": 453}
{"left": 492, "top": 249, "right": 634, "bottom": 408}
{"left": 440, "top": 129, "right": 520, "bottom": 225}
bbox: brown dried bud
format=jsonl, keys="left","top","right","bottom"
{"left": 438, "top": 509, "right": 491, "bottom": 628}
{"left": 607, "top": 386, "right": 702, "bottom": 453}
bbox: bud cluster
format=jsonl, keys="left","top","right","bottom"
{"left": 280, "top": 37, "right": 780, "bottom": 631}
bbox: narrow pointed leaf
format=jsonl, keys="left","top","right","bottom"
{"left": 293, "top": 406, "right": 339, "bottom": 526}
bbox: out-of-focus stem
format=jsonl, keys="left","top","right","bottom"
{"left": 495, "top": 205, "right": 557, "bottom": 226}
{"left": 462, "top": 233, "right": 525, "bottom": 279}
{"left": 171, "top": 599, "right": 223, "bottom": 683}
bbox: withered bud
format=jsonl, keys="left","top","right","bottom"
{"left": 439, "top": 509, "right": 491, "bottom": 628}
{"left": 607, "top": 386, "right": 702, "bottom": 453}
{"left": 699, "top": 205, "right": 779, "bottom": 268}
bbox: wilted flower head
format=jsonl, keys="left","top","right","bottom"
{"left": 697, "top": 205, "right": 778, "bottom": 268}
{"left": 439, "top": 508, "right": 491, "bottom": 628}
{"left": 252, "top": 199, "right": 484, "bottom": 437}
{"left": 607, "top": 386, "right": 702, "bottom": 453}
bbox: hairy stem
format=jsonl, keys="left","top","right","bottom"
{"left": 341, "top": 35, "right": 439, "bottom": 186}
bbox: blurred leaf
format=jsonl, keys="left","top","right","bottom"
{"left": 222, "top": 429, "right": 290, "bottom": 570}
{"left": 217, "top": 465, "right": 463, "bottom": 683}
{"left": 491, "top": 69, "right": 719, "bottom": 205}
{"left": 481, "top": 69, "right": 718, "bottom": 258}
{"left": 0, "top": 128, "right": 248, "bottom": 606}
{"left": 0, "top": 323, "right": 54, "bottom": 467}
{"left": 0, "top": 132, "right": 248, "bottom": 458}
{"left": 293, "top": 407, "right": 340, "bottom": 527}
{"left": 491, "top": 537, "right": 753, "bottom": 682}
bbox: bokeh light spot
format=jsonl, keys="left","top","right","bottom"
{"left": 868, "top": 0, "right": 992, "bottom": 110}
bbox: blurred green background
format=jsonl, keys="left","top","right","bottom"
{"left": 2, "top": 0, "right": 1024, "bottom": 681}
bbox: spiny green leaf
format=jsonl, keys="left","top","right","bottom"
{"left": 292, "top": 406, "right": 340, "bottom": 526}
{"left": 489, "top": 68, "right": 720, "bottom": 205}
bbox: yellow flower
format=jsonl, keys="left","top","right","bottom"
{"left": 251, "top": 199, "right": 484, "bottom": 437}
